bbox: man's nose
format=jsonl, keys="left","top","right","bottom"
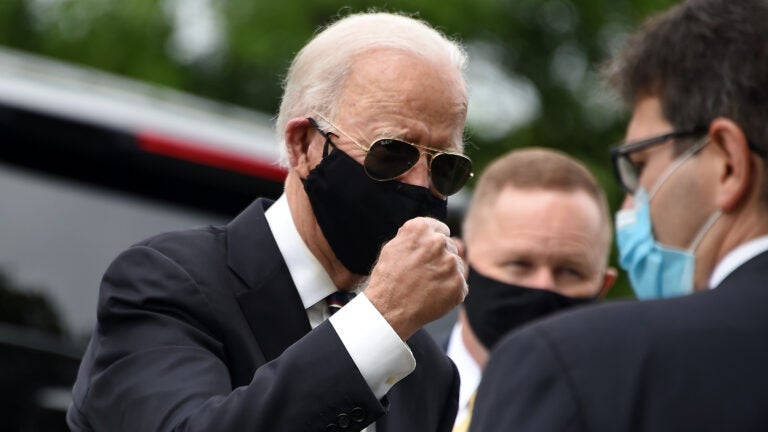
{"left": 396, "top": 154, "right": 431, "bottom": 190}
{"left": 527, "top": 268, "right": 557, "bottom": 291}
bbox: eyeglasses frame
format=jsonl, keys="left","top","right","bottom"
{"left": 610, "top": 129, "right": 708, "bottom": 194}
{"left": 611, "top": 127, "right": 767, "bottom": 194}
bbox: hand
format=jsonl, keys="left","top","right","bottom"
{"left": 364, "top": 217, "right": 468, "bottom": 340}
{"left": 452, "top": 236, "right": 468, "bottom": 278}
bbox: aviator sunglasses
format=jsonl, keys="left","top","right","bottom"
{"left": 308, "top": 116, "right": 473, "bottom": 196}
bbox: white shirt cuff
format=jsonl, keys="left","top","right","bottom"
{"left": 329, "top": 293, "right": 416, "bottom": 399}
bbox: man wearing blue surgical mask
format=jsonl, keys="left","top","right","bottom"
{"left": 471, "top": 0, "right": 768, "bottom": 430}
{"left": 614, "top": 131, "right": 723, "bottom": 299}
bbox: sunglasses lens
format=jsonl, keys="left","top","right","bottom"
{"left": 366, "top": 138, "right": 472, "bottom": 195}
{"left": 431, "top": 153, "right": 473, "bottom": 196}
{"left": 365, "top": 139, "right": 420, "bottom": 180}
{"left": 616, "top": 155, "right": 638, "bottom": 193}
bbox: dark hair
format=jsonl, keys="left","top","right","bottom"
{"left": 606, "top": 0, "right": 768, "bottom": 157}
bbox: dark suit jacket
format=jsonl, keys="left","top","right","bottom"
{"left": 470, "top": 250, "right": 768, "bottom": 432}
{"left": 67, "top": 198, "right": 459, "bottom": 432}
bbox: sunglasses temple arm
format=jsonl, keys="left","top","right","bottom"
{"left": 306, "top": 117, "right": 337, "bottom": 158}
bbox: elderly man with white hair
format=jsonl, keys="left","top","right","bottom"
{"left": 67, "top": 12, "right": 473, "bottom": 432}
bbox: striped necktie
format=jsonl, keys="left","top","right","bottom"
{"left": 326, "top": 291, "right": 357, "bottom": 316}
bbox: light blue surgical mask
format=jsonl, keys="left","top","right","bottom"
{"left": 615, "top": 138, "right": 721, "bottom": 299}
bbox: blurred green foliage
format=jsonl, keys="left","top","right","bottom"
{"left": 0, "top": 0, "right": 679, "bottom": 297}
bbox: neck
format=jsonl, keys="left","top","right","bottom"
{"left": 695, "top": 206, "right": 768, "bottom": 290}
{"left": 458, "top": 309, "right": 489, "bottom": 369}
{"left": 285, "top": 172, "right": 362, "bottom": 289}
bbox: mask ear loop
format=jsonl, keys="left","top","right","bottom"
{"left": 307, "top": 117, "right": 339, "bottom": 158}
{"left": 687, "top": 209, "right": 722, "bottom": 253}
{"left": 321, "top": 132, "right": 339, "bottom": 158}
{"left": 644, "top": 134, "right": 722, "bottom": 253}
{"left": 649, "top": 136, "right": 711, "bottom": 199}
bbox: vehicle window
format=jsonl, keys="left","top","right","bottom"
{"left": 0, "top": 162, "right": 227, "bottom": 342}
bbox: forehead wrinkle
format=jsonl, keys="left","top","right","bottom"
{"left": 337, "top": 121, "right": 373, "bottom": 148}
{"left": 338, "top": 51, "right": 467, "bottom": 152}
{"left": 501, "top": 229, "right": 595, "bottom": 255}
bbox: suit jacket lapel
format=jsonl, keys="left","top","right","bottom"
{"left": 227, "top": 198, "right": 311, "bottom": 362}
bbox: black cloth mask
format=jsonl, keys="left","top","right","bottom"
{"left": 464, "top": 266, "right": 596, "bottom": 350}
{"left": 302, "top": 146, "right": 447, "bottom": 275}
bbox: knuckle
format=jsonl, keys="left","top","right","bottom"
{"left": 400, "top": 217, "right": 427, "bottom": 234}
{"left": 439, "top": 253, "right": 458, "bottom": 272}
{"left": 429, "top": 231, "right": 445, "bottom": 246}
{"left": 401, "top": 218, "right": 418, "bottom": 228}
{"left": 434, "top": 219, "right": 450, "bottom": 236}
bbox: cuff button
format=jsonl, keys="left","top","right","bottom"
{"left": 351, "top": 407, "right": 367, "bottom": 423}
{"left": 337, "top": 413, "right": 351, "bottom": 429}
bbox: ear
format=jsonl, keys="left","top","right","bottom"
{"left": 285, "top": 117, "right": 317, "bottom": 177}
{"left": 709, "top": 118, "right": 755, "bottom": 212}
{"left": 598, "top": 267, "right": 618, "bottom": 298}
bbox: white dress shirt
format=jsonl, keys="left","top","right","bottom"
{"left": 445, "top": 321, "right": 481, "bottom": 427}
{"left": 708, "top": 235, "right": 768, "bottom": 288}
{"left": 265, "top": 195, "right": 416, "bottom": 431}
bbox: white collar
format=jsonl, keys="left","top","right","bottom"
{"left": 708, "top": 235, "right": 768, "bottom": 288}
{"left": 446, "top": 321, "right": 482, "bottom": 413}
{"left": 265, "top": 194, "right": 337, "bottom": 309}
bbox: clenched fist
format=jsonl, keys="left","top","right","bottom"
{"left": 364, "top": 217, "right": 468, "bottom": 340}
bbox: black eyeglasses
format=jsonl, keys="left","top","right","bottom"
{"left": 308, "top": 116, "right": 473, "bottom": 196}
{"left": 610, "top": 130, "right": 706, "bottom": 194}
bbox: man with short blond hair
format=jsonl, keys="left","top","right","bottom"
{"left": 449, "top": 148, "right": 615, "bottom": 430}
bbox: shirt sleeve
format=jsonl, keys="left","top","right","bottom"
{"left": 329, "top": 293, "right": 416, "bottom": 399}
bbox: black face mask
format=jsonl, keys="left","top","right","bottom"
{"left": 302, "top": 146, "right": 447, "bottom": 275}
{"left": 464, "top": 266, "right": 597, "bottom": 350}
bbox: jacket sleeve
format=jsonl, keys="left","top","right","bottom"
{"left": 70, "top": 245, "right": 385, "bottom": 432}
{"left": 469, "top": 325, "right": 585, "bottom": 432}
{"left": 436, "top": 359, "right": 460, "bottom": 432}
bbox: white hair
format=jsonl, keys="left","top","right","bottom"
{"left": 275, "top": 12, "right": 468, "bottom": 166}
